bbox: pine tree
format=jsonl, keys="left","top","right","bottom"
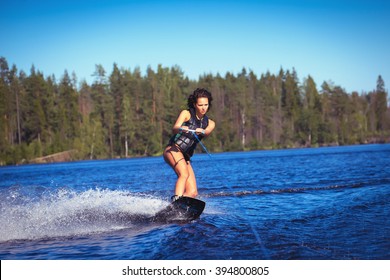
{"left": 298, "top": 75, "right": 321, "bottom": 146}
{"left": 375, "top": 75, "right": 388, "bottom": 132}
{"left": 281, "top": 69, "right": 301, "bottom": 145}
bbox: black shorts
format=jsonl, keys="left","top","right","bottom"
{"left": 166, "top": 143, "right": 191, "bottom": 162}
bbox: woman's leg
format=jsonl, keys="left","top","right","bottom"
{"left": 183, "top": 161, "right": 198, "bottom": 198}
{"left": 163, "top": 146, "right": 189, "bottom": 196}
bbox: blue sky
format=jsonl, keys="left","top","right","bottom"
{"left": 1, "top": 0, "right": 389, "bottom": 93}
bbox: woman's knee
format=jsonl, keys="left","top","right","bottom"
{"left": 177, "top": 169, "right": 190, "bottom": 180}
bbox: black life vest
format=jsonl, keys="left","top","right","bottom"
{"left": 169, "top": 108, "right": 209, "bottom": 158}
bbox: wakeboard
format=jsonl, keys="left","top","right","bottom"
{"left": 150, "top": 196, "right": 206, "bottom": 223}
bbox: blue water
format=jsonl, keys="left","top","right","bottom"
{"left": 0, "top": 144, "right": 389, "bottom": 260}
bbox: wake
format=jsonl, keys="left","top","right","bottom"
{"left": 203, "top": 183, "right": 366, "bottom": 198}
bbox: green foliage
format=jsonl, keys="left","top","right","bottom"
{"left": 0, "top": 56, "right": 389, "bottom": 165}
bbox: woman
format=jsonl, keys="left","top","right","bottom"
{"left": 163, "top": 88, "right": 216, "bottom": 202}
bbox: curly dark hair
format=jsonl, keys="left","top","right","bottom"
{"left": 187, "top": 88, "right": 213, "bottom": 110}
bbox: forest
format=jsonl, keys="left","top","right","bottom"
{"left": 0, "top": 56, "right": 389, "bottom": 165}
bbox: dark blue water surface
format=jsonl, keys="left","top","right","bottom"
{"left": 0, "top": 144, "right": 389, "bottom": 260}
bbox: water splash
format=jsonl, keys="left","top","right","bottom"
{"left": 0, "top": 187, "right": 168, "bottom": 242}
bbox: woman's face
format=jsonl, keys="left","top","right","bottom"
{"left": 194, "top": 97, "right": 209, "bottom": 117}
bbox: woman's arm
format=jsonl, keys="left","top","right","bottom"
{"left": 172, "top": 110, "right": 191, "bottom": 134}
{"left": 195, "top": 119, "right": 215, "bottom": 137}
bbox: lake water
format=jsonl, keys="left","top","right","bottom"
{"left": 0, "top": 144, "right": 389, "bottom": 259}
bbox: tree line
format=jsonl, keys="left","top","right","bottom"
{"left": 0, "top": 56, "right": 389, "bottom": 165}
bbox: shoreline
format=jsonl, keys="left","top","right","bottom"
{"left": 3, "top": 140, "right": 389, "bottom": 167}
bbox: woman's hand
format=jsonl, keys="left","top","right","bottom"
{"left": 180, "top": 126, "right": 190, "bottom": 133}
{"left": 195, "top": 128, "right": 206, "bottom": 135}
